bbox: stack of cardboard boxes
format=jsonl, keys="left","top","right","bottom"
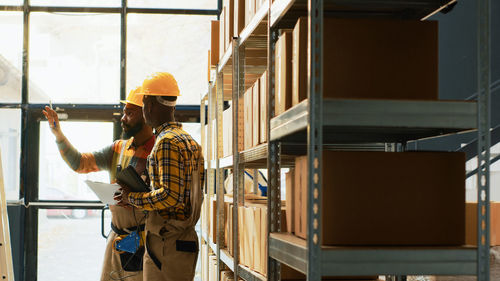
{"left": 204, "top": 8, "right": 479, "bottom": 280}
{"left": 276, "top": 17, "right": 469, "bottom": 248}
{"left": 213, "top": 0, "right": 268, "bottom": 64}
{"left": 275, "top": 17, "right": 439, "bottom": 115}
{"left": 219, "top": 70, "right": 268, "bottom": 158}
{"left": 242, "top": 71, "right": 268, "bottom": 151}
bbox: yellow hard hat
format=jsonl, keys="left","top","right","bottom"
{"left": 141, "top": 72, "right": 180, "bottom": 97}
{"left": 120, "top": 86, "right": 144, "bottom": 107}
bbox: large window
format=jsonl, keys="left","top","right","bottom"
{"left": 0, "top": 109, "right": 21, "bottom": 201}
{"left": 466, "top": 142, "right": 500, "bottom": 202}
{"left": 1, "top": 1, "right": 214, "bottom": 279}
{"left": 29, "top": 13, "right": 121, "bottom": 104}
{"left": 0, "top": 11, "right": 23, "bottom": 103}
{"left": 30, "top": 0, "right": 120, "bottom": 6}
{"left": 128, "top": 0, "right": 217, "bottom": 9}
{"left": 39, "top": 121, "right": 114, "bottom": 200}
{"left": 127, "top": 14, "right": 212, "bottom": 105}
{"left": 37, "top": 213, "right": 109, "bottom": 281}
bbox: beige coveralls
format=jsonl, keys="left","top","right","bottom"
{"left": 100, "top": 206, "right": 147, "bottom": 281}
{"left": 142, "top": 162, "right": 203, "bottom": 281}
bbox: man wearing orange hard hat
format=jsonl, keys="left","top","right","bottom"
{"left": 43, "top": 87, "right": 154, "bottom": 281}
{"left": 114, "top": 72, "right": 204, "bottom": 281}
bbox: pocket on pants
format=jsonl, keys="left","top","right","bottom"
{"left": 145, "top": 231, "right": 163, "bottom": 271}
{"left": 163, "top": 237, "right": 199, "bottom": 281}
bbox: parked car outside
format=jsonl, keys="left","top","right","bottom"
{"left": 41, "top": 187, "right": 98, "bottom": 219}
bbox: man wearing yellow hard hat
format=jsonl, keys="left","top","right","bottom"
{"left": 114, "top": 72, "right": 204, "bottom": 281}
{"left": 43, "top": 87, "right": 154, "bottom": 281}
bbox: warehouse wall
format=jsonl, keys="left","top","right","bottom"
{"left": 435, "top": 0, "right": 499, "bottom": 118}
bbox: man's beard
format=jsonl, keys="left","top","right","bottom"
{"left": 122, "top": 122, "right": 143, "bottom": 139}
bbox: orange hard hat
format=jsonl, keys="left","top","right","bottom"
{"left": 120, "top": 86, "right": 144, "bottom": 107}
{"left": 141, "top": 72, "right": 180, "bottom": 97}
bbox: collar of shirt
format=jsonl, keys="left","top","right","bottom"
{"left": 127, "top": 135, "right": 156, "bottom": 150}
{"left": 154, "top": 122, "right": 182, "bottom": 136}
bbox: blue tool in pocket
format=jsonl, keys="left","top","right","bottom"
{"left": 115, "top": 230, "right": 141, "bottom": 254}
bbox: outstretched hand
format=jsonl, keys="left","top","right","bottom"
{"left": 42, "top": 106, "right": 64, "bottom": 141}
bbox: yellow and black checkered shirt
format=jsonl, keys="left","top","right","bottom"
{"left": 127, "top": 122, "right": 204, "bottom": 220}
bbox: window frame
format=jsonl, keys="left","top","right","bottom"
{"left": 0, "top": 1, "right": 220, "bottom": 280}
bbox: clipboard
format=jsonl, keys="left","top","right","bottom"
{"left": 115, "top": 165, "right": 150, "bottom": 192}
{"left": 84, "top": 180, "right": 120, "bottom": 205}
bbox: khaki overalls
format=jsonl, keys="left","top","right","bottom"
{"left": 143, "top": 160, "right": 203, "bottom": 281}
{"left": 101, "top": 143, "right": 148, "bottom": 281}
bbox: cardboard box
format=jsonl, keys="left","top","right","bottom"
{"left": 219, "top": 7, "right": 226, "bottom": 59}
{"left": 209, "top": 196, "right": 217, "bottom": 242}
{"left": 234, "top": 0, "right": 245, "bottom": 37}
{"left": 225, "top": 202, "right": 234, "bottom": 255}
{"left": 244, "top": 87, "right": 253, "bottom": 150}
{"left": 237, "top": 96, "right": 245, "bottom": 152}
{"left": 244, "top": 207, "right": 255, "bottom": 269}
{"left": 221, "top": 271, "right": 234, "bottom": 281}
{"left": 211, "top": 20, "right": 220, "bottom": 66}
{"left": 286, "top": 168, "right": 295, "bottom": 234}
{"left": 259, "top": 71, "right": 267, "bottom": 143}
{"left": 252, "top": 79, "right": 260, "bottom": 147}
{"left": 292, "top": 18, "right": 307, "bottom": 106}
{"left": 207, "top": 50, "right": 211, "bottom": 82}
{"left": 201, "top": 244, "right": 208, "bottom": 281}
{"left": 465, "top": 202, "right": 500, "bottom": 246}
{"left": 223, "top": 106, "right": 233, "bottom": 157}
{"left": 238, "top": 205, "right": 246, "bottom": 265}
{"left": 254, "top": 206, "right": 262, "bottom": 273}
{"left": 292, "top": 17, "right": 438, "bottom": 102}
{"left": 224, "top": 0, "right": 234, "bottom": 51}
{"left": 208, "top": 255, "right": 217, "bottom": 281}
{"left": 275, "top": 30, "right": 293, "bottom": 116}
{"left": 294, "top": 151, "right": 465, "bottom": 245}
{"left": 245, "top": 0, "right": 256, "bottom": 27}
{"left": 294, "top": 155, "right": 307, "bottom": 238}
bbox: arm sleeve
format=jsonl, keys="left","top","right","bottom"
{"left": 56, "top": 137, "right": 113, "bottom": 173}
{"left": 127, "top": 140, "right": 185, "bottom": 211}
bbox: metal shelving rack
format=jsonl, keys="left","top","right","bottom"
{"left": 266, "top": 0, "right": 492, "bottom": 281}
{"left": 201, "top": 0, "right": 491, "bottom": 280}
{"left": 200, "top": 2, "right": 271, "bottom": 280}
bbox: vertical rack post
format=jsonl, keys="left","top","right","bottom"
{"left": 216, "top": 72, "right": 225, "bottom": 280}
{"left": 200, "top": 91, "right": 209, "bottom": 281}
{"left": 477, "top": 0, "right": 491, "bottom": 280}
{"left": 267, "top": 17, "right": 281, "bottom": 281}
{"left": 207, "top": 82, "right": 216, "bottom": 277}
{"left": 232, "top": 37, "right": 242, "bottom": 279}
{"left": 307, "top": 0, "right": 323, "bottom": 280}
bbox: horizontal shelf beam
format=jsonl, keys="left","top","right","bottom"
{"left": 270, "top": 233, "right": 478, "bottom": 276}
{"left": 271, "top": 99, "right": 477, "bottom": 143}
{"left": 270, "top": 0, "right": 455, "bottom": 27}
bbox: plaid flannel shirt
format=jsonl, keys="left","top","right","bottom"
{"left": 127, "top": 122, "right": 205, "bottom": 220}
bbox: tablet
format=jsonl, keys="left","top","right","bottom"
{"left": 85, "top": 180, "right": 120, "bottom": 205}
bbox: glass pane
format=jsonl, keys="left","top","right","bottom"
{"left": 0, "top": 0, "right": 22, "bottom": 5}
{"left": 31, "top": 0, "right": 120, "bottom": 7}
{"left": 466, "top": 142, "right": 500, "bottom": 202}
{"left": 39, "top": 121, "right": 114, "bottom": 200}
{"left": 127, "top": 14, "right": 213, "bottom": 105}
{"left": 0, "top": 12, "right": 23, "bottom": 103}
{"left": 29, "top": 13, "right": 120, "bottom": 104}
{"left": 0, "top": 109, "right": 21, "bottom": 201}
{"left": 182, "top": 122, "right": 201, "bottom": 144}
{"left": 128, "top": 0, "right": 217, "bottom": 9}
{"left": 38, "top": 210, "right": 110, "bottom": 281}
